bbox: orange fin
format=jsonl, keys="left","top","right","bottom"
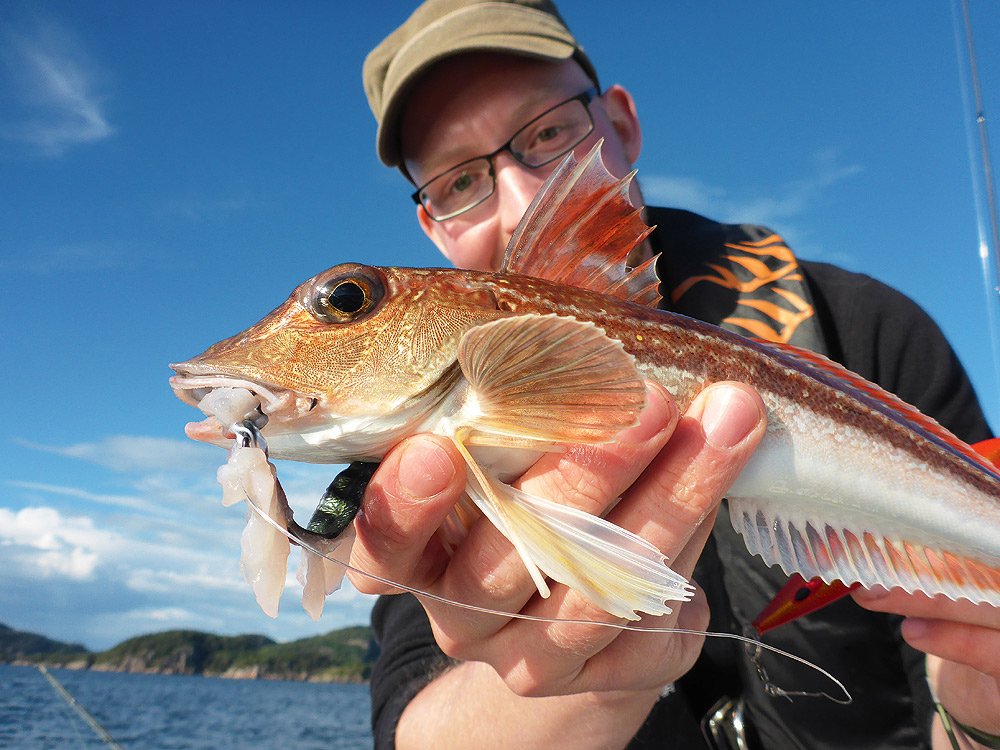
{"left": 973, "top": 437, "right": 1000, "bottom": 467}
{"left": 501, "top": 141, "right": 660, "bottom": 307}
{"left": 456, "top": 314, "right": 647, "bottom": 446}
{"left": 752, "top": 573, "right": 861, "bottom": 635}
{"left": 757, "top": 338, "right": 1000, "bottom": 480}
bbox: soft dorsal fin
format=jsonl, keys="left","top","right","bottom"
{"left": 759, "top": 338, "right": 1000, "bottom": 479}
{"left": 501, "top": 140, "right": 660, "bottom": 307}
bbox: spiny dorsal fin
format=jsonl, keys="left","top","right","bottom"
{"left": 501, "top": 140, "right": 660, "bottom": 307}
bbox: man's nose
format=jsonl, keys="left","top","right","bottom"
{"left": 493, "top": 152, "right": 544, "bottom": 240}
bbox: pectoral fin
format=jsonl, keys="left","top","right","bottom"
{"left": 451, "top": 434, "right": 694, "bottom": 620}
{"left": 447, "top": 314, "right": 690, "bottom": 619}
{"left": 456, "top": 314, "right": 647, "bottom": 447}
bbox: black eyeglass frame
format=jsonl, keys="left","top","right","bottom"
{"left": 410, "top": 86, "right": 600, "bottom": 221}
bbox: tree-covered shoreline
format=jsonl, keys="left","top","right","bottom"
{"left": 0, "top": 622, "right": 376, "bottom": 683}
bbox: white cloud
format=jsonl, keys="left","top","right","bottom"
{"left": 0, "top": 242, "right": 121, "bottom": 274}
{"left": 126, "top": 607, "right": 203, "bottom": 624}
{"left": 125, "top": 566, "right": 245, "bottom": 596}
{"left": 639, "top": 176, "right": 728, "bottom": 220}
{"left": 639, "top": 151, "right": 865, "bottom": 265}
{"left": 2, "top": 445, "right": 375, "bottom": 648}
{"left": 38, "top": 546, "right": 99, "bottom": 579}
{"left": 7, "top": 480, "right": 170, "bottom": 516}
{"left": 15, "top": 434, "right": 221, "bottom": 474}
{"left": 0, "top": 15, "right": 113, "bottom": 156}
{"left": 0, "top": 506, "right": 116, "bottom": 580}
{"left": 153, "top": 195, "right": 261, "bottom": 224}
{"left": 642, "top": 151, "right": 863, "bottom": 228}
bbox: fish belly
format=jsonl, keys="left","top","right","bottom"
{"left": 726, "top": 405, "right": 1000, "bottom": 606}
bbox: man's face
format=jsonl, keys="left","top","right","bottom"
{"left": 400, "top": 54, "right": 642, "bottom": 272}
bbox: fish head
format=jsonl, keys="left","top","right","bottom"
{"left": 170, "top": 262, "right": 503, "bottom": 450}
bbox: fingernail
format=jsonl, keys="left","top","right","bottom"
{"left": 902, "top": 617, "right": 930, "bottom": 641}
{"left": 852, "top": 584, "right": 890, "bottom": 601}
{"left": 700, "top": 386, "right": 761, "bottom": 449}
{"left": 619, "top": 385, "right": 673, "bottom": 444}
{"left": 397, "top": 437, "right": 457, "bottom": 499}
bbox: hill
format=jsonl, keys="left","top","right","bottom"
{"left": 0, "top": 622, "right": 89, "bottom": 666}
{"left": 0, "top": 622, "right": 376, "bottom": 682}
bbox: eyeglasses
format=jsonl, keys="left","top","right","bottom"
{"left": 411, "top": 87, "right": 599, "bottom": 221}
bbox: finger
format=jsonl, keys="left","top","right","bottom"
{"left": 902, "top": 618, "right": 1000, "bottom": 676}
{"left": 609, "top": 381, "right": 767, "bottom": 567}
{"left": 349, "top": 434, "right": 466, "bottom": 594}
{"left": 928, "top": 655, "right": 1000, "bottom": 736}
{"left": 668, "top": 506, "right": 721, "bottom": 583}
{"left": 516, "top": 381, "right": 682, "bottom": 516}
{"left": 573, "top": 589, "right": 712, "bottom": 695}
{"left": 852, "top": 587, "right": 1000, "bottom": 630}
{"left": 426, "top": 382, "right": 680, "bottom": 645}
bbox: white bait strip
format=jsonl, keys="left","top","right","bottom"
{"left": 222, "top": 420, "right": 355, "bottom": 621}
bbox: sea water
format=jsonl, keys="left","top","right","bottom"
{"left": 0, "top": 664, "right": 373, "bottom": 749}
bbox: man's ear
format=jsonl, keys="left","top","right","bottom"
{"left": 600, "top": 84, "right": 643, "bottom": 165}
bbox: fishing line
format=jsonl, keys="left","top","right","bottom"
{"left": 952, "top": 0, "right": 1000, "bottom": 396}
{"left": 233, "top": 466, "right": 852, "bottom": 705}
{"left": 37, "top": 665, "right": 125, "bottom": 750}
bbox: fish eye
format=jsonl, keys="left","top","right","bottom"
{"left": 327, "top": 281, "right": 367, "bottom": 313}
{"left": 311, "top": 268, "right": 385, "bottom": 323}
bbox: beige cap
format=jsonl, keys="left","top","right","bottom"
{"left": 363, "top": 0, "right": 598, "bottom": 167}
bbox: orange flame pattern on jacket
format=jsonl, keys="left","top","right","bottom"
{"left": 670, "top": 234, "right": 815, "bottom": 343}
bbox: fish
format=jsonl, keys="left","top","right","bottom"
{"left": 170, "top": 142, "right": 1000, "bottom": 625}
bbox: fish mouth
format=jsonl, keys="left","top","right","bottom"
{"left": 169, "top": 369, "right": 320, "bottom": 445}
{"left": 169, "top": 373, "right": 293, "bottom": 413}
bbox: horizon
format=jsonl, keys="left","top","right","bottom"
{"left": 2, "top": 1, "right": 999, "bottom": 651}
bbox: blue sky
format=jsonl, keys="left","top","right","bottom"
{"left": 2, "top": 1, "right": 998, "bottom": 651}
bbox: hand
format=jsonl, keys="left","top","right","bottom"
{"left": 349, "top": 380, "right": 767, "bottom": 698}
{"left": 852, "top": 588, "right": 1000, "bottom": 743}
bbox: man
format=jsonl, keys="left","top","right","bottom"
{"left": 351, "top": 1, "right": 1000, "bottom": 748}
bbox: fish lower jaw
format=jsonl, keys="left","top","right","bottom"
{"left": 257, "top": 407, "right": 442, "bottom": 464}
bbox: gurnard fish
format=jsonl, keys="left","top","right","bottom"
{"left": 170, "top": 143, "right": 1000, "bottom": 625}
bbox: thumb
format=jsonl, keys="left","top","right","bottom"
{"left": 349, "top": 434, "right": 466, "bottom": 594}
